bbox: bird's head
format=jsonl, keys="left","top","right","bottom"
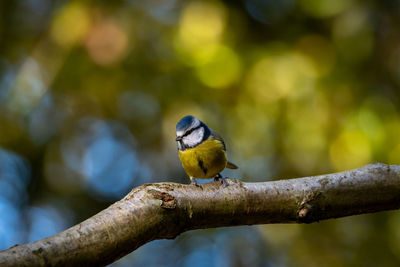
{"left": 176, "top": 115, "right": 210, "bottom": 150}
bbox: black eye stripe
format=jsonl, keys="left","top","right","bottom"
{"left": 182, "top": 125, "right": 201, "bottom": 138}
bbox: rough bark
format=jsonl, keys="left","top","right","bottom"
{"left": 1, "top": 163, "right": 399, "bottom": 266}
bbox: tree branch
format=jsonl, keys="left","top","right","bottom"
{"left": 1, "top": 163, "right": 399, "bottom": 266}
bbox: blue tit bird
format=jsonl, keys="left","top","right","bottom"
{"left": 175, "top": 115, "right": 238, "bottom": 186}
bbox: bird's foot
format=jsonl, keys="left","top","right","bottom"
{"left": 214, "top": 173, "right": 229, "bottom": 187}
{"left": 190, "top": 178, "right": 202, "bottom": 189}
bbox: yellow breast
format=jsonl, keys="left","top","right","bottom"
{"left": 178, "top": 137, "right": 227, "bottom": 179}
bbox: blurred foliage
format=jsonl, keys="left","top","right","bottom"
{"left": 0, "top": 0, "right": 400, "bottom": 266}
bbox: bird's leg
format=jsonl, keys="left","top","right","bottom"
{"left": 214, "top": 173, "right": 229, "bottom": 187}
{"left": 190, "top": 177, "right": 202, "bottom": 188}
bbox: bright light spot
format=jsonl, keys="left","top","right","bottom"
{"left": 175, "top": 1, "right": 227, "bottom": 65}
{"left": 330, "top": 131, "right": 372, "bottom": 171}
{"left": 246, "top": 51, "right": 316, "bottom": 102}
{"left": 85, "top": 19, "right": 129, "bottom": 66}
{"left": 8, "top": 58, "right": 47, "bottom": 113}
{"left": 179, "top": 1, "right": 226, "bottom": 48}
{"left": 195, "top": 45, "right": 241, "bottom": 88}
{"left": 299, "top": 0, "right": 352, "bottom": 17}
{"left": 180, "top": 44, "right": 221, "bottom": 66}
{"left": 51, "top": 2, "right": 91, "bottom": 47}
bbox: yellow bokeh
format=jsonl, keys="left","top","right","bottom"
{"left": 175, "top": 1, "right": 227, "bottom": 65}
{"left": 330, "top": 131, "right": 372, "bottom": 171}
{"left": 195, "top": 45, "right": 241, "bottom": 88}
{"left": 51, "top": 2, "right": 91, "bottom": 47}
{"left": 246, "top": 51, "right": 316, "bottom": 103}
{"left": 179, "top": 1, "right": 226, "bottom": 48}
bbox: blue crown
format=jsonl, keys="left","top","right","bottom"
{"left": 176, "top": 115, "right": 196, "bottom": 131}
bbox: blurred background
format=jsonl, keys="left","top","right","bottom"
{"left": 0, "top": 0, "right": 400, "bottom": 266}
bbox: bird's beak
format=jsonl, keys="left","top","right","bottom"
{"left": 176, "top": 136, "right": 182, "bottom": 141}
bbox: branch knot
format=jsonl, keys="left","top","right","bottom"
{"left": 148, "top": 189, "right": 176, "bottom": 209}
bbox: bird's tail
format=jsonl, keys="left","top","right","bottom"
{"left": 226, "top": 161, "right": 238, "bottom": 169}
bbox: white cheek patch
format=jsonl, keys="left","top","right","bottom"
{"left": 183, "top": 127, "right": 204, "bottom": 147}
